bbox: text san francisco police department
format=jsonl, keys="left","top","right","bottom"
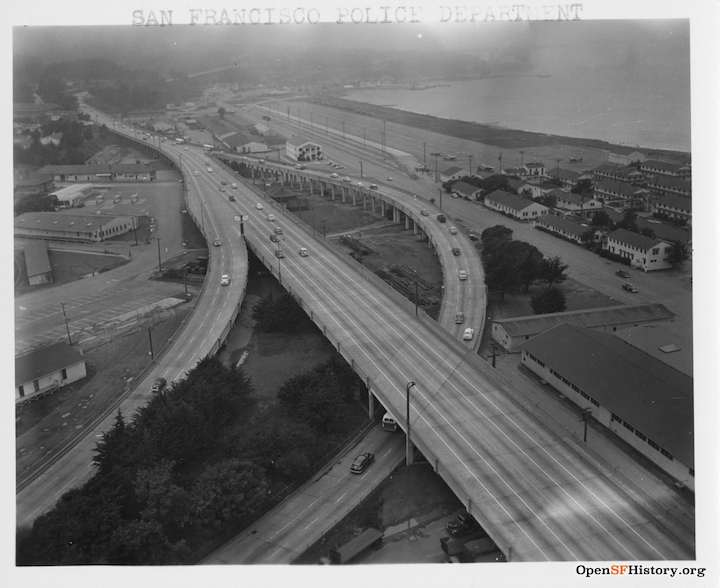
{"left": 132, "top": 5, "right": 584, "bottom": 26}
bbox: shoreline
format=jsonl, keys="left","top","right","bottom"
{"left": 308, "top": 94, "right": 690, "bottom": 161}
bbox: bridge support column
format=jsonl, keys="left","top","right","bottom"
{"left": 341, "top": 188, "right": 347, "bottom": 204}
{"left": 351, "top": 191, "right": 357, "bottom": 206}
{"left": 368, "top": 390, "right": 376, "bottom": 418}
{"left": 363, "top": 193, "right": 368, "bottom": 210}
{"left": 405, "top": 214, "right": 410, "bottom": 230}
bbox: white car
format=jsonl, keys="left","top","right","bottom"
{"left": 449, "top": 226, "right": 458, "bottom": 235}
{"left": 420, "top": 209, "right": 429, "bottom": 216}
{"left": 267, "top": 214, "right": 276, "bottom": 222}
{"left": 255, "top": 203, "right": 264, "bottom": 210}
{"left": 387, "top": 177, "right": 394, "bottom": 181}
{"left": 220, "top": 274, "right": 230, "bottom": 286}
{"left": 463, "top": 327, "right": 474, "bottom": 340}
{"left": 459, "top": 270, "right": 468, "bottom": 281}
{"left": 330, "top": 172, "right": 339, "bottom": 178}
{"left": 357, "top": 182, "right": 364, "bottom": 187}
{"left": 342, "top": 176, "right": 352, "bottom": 182}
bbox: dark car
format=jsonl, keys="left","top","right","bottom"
{"left": 151, "top": 377, "right": 167, "bottom": 393}
{"left": 616, "top": 269, "right": 630, "bottom": 278}
{"left": 445, "top": 511, "right": 481, "bottom": 538}
{"left": 437, "top": 214, "right": 447, "bottom": 223}
{"left": 452, "top": 247, "right": 461, "bottom": 256}
{"left": 350, "top": 452, "right": 375, "bottom": 474}
{"left": 622, "top": 283, "right": 638, "bottom": 293}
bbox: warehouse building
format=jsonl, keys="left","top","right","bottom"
{"left": 16, "top": 342, "right": 87, "bottom": 404}
{"left": 15, "top": 212, "right": 136, "bottom": 243}
{"left": 520, "top": 323, "right": 693, "bottom": 489}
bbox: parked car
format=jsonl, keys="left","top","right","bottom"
{"left": 294, "top": 164, "right": 306, "bottom": 170}
{"left": 220, "top": 274, "right": 230, "bottom": 286}
{"left": 350, "top": 452, "right": 375, "bottom": 474}
{"left": 151, "top": 377, "right": 167, "bottom": 393}
{"left": 445, "top": 511, "right": 480, "bottom": 538}
{"left": 623, "top": 283, "right": 638, "bottom": 293}
{"left": 463, "top": 327, "right": 474, "bottom": 340}
{"left": 616, "top": 269, "right": 630, "bottom": 278}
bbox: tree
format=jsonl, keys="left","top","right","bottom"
{"left": 591, "top": 210, "right": 613, "bottom": 230}
{"left": 218, "top": 106, "right": 226, "bottom": 119}
{"left": 640, "top": 227, "right": 656, "bottom": 239}
{"left": 667, "top": 240, "right": 689, "bottom": 268}
{"left": 619, "top": 211, "right": 639, "bottom": 233}
{"left": 571, "top": 178, "right": 594, "bottom": 195}
{"left": 531, "top": 286, "right": 567, "bottom": 314}
{"left": 484, "top": 249, "right": 524, "bottom": 300}
{"left": 538, "top": 256, "right": 569, "bottom": 287}
{"left": 481, "top": 225, "right": 513, "bottom": 251}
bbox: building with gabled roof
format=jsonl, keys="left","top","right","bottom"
{"left": 646, "top": 175, "right": 692, "bottom": 199}
{"left": 594, "top": 178, "right": 651, "bottom": 212}
{"left": 451, "top": 181, "right": 482, "bottom": 200}
{"left": 37, "top": 164, "right": 156, "bottom": 183}
{"left": 546, "top": 188, "right": 602, "bottom": 218}
{"left": 520, "top": 323, "right": 693, "bottom": 489}
{"left": 653, "top": 194, "right": 692, "bottom": 224}
{"left": 640, "top": 159, "right": 691, "bottom": 179}
{"left": 534, "top": 214, "right": 593, "bottom": 244}
{"left": 493, "top": 302, "right": 674, "bottom": 352}
{"left": 286, "top": 136, "right": 323, "bottom": 161}
{"left": 483, "top": 189, "right": 548, "bottom": 221}
{"left": 524, "top": 161, "right": 546, "bottom": 177}
{"left": 440, "top": 166, "right": 466, "bottom": 182}
{"left": 224, "top": 132, "right": 269, "bottom": 153}
{"left": 16, "top": 342, "right": 87, "bottom": 403}
{"left": 15, "top": 212, "right": 136, "bottom": 243}
{"left": 23, "top": 240, "right": 53, "bottom": 286}
{"left": 603, "top": 228, "right": 674, "bottom": 272}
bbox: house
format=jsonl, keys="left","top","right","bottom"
{"left": 646, "top": 176, "right": 691, "bottom": 199}
{"left": 501, "top": 166, "right": 527, "bottom": 177}
{"left": 653, "top": 194, "right": 692, "bottom": 224}
{"left": 197, "top": 115, "right": 239, "bottom": 140}
{"left": 640, "top": 159, "right": 691, "bottom": 180}
{"left": 484, "top": 190, "right": 549, "bottom": 221}
{"left": 86, "top": 145, "right": 123, "bottom": 166}
{"left": 520, "top": 323, "right": 693, "bottom": 489}
{"left": 224, "top": 132, "right": 269, "bottom": 154}
{"left": 286, "top": 136, "right": 324, "bottom": 161}
{"left": 607, "top": 150, "right": 646, "bottom": 166}
{"left": 593, "top": 179, "right": 651, "bottom": 212}
{"left": 50, "top": 184, "right": 94, "bottom": 208}
{"left": 492, "top": 303, "right": 674, "bottom": 352}
{"left": 534, "top": 214, "right": 593, "bottom": 244}
{"left": 603, "top": 228, "right": 674, "bottom": 272}
{"left": 547, "top": 167, "right": 582, "bottom": 190}
{"left": 15, "top": 212, "right": 137, "bottom": 243}
{"left": 546, "top": 189, "right": 602, "bottom": 218}
{"left": 512, "top": 180, "right": 545, "bottom": 199}
{"left": 451, "top": 181, "right": 482, "bottom": 200}
{"left": 16, "top": 342, "right": 87, "bottom": 404}
{"left": 592, "top": 163, "right": 645, "bottom": 185}
{"left": 37, "top": 164, "right": 156, "bottom": 183}
{"left": 440, "top": 166, "right": 466, "bottom": 183}
{"left": 23, "top": 240, "right": 53, "bottom": 286}
{"left": 524, "top": 161, "right": 546, "bottom": 177}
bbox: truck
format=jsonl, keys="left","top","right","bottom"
{"left": 382, "top": 411, "right": 398, "bottom": 431}
{"left": 328, "top": 528, "right": 382, "bottom": 564}
{"left": 462, "top": 537, "right": 498, "bottom": 562}
{"left": 175, "top": 138, "right": 184, "bottom": 144}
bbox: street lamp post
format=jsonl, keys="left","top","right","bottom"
{"left": 438, "top": 188, "right": 443, "bottom": 211}
{"left": 434, "top": 154, "right": 439, "bottom": 182}
{"left": 148, "top": 326, "right": 155, "bottom": 361}
{"left": 406, "top": 381, "right": 416, "bottom": 466}
{"left": 321, "top": 220, "right": 327, "bottom": 238}
{"left": 157, "top": 238, "right": 162, "bottom": 271}
{"left": 61, "top": 303, "right": 72, "bottom": 345}
{"left": 359, "top": 160, "right": 363, "bottom": 178}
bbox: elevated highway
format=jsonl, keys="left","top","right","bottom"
{"left": 18, "top": 106, "right": 694, "bottom": 561}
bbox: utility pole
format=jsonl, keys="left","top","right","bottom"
{"left": 325, "top": 116, "right": 328, "bottom": 135}
{"left": 359, "top": 161, "right": 363, "bottom": 178}
{"left": 468, "top": 154, "right": 473, "bottom": 177}
{"left": 383, "top": 119, "right": 387, "bottom": 157}
{"left": 414, "top": 280, "right": 419, "bottom": 317}
{"left": 321, "top": 220, "right": 327, "bottom": 238}
{"left": 438, "top": 188, "right": 443, "bottom": 211}
{"left": 581, "top": 408, "right": 592, "bottom": 443}
{"left": 520, "top": 149, "right": 525, "bottom": 169}
{"left": 342, "top": 121, "right": 345, "bottom": 141}
{"left": 423, "top": 142, "right": 426, "bottom": 168}
{"left": 488, "top": 342, "right": 500, "bottom": 368}
{"left": 498, "top": 153, "right": 503, "bottom": 173}
{"left": 148, "top": 326, "right": 155, "bottom": 361}
{"left": 157, "top": 238, "right": 162, "bottom": 272}
{"left": 61, "top": 303, "right": 72, "bottom": 345}
{"left": 434, "top": 154, "right": 439, "bottom": 182}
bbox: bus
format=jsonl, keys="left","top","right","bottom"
{"left": 175, "top": 138, "right": 184, "bottom": 144}
{"left": 203, "top": 144, "right": 213, "bottom": 152}
{"left": 382, "top": 411, "right": 398, "bottom": 432}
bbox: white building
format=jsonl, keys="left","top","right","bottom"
{"left": 50, "top": 183, "right": 94, "bottom": 208}
{"left": 603, "top": 228, "right": 674, "bottom": 272}
{"left": 16, "top": 342, "right": 87, "bottom": 403}
{"left": 286, "top": 136, "right": 323, "bottom": 161}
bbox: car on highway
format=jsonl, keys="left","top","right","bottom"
{"left": 194, "top": 171, "right": 200, "bottom": 176}
{"left": 387, "top": 177, "right": 393, "bottom": 181}
{"left": 623, "top": 283, "right": 638, "bottom": 293}
{"left": 255, "top": 203, "right": 264, "bottom": 210}
{"left": 267, "top": 214, "right": 276, "bottom": 222}
{"left": 274, "top": 227, "right": 283, "bottom": 235}
{"left": 616, "top": 269, "right": 630, "bottom": 278}
{"left": 207, "top": 167, "right": 213, "bottom": 173}
{"left": 342, "top": 176, "right": 352, "bottom": 182}
{"left": 274, "top": 249, "right": 285, "bottom": 258}
{"left": 220, "top": 274, "right": 230, "bottom": 286}
{"left": 330, "top": 172, "right": 339, "bottom": 178}
{"left": 459, "top": 270, "right": 468, "bottom": 281}
{"left": 151, "top": 377, "right": 167, "bottom": 393}
{"left": 357, "top": 182, "right": 364, "bottom": 187}
{"left": 430, "top": 151, "right": 443, "bottom": 156}
{"left": 270, "top": 234, "right": 279, "bottom": 242}
{"left": 221, "top": 180, "right": 227, "bottom": 185}
{"left": 369, "top": 184, "right": 378, "bottom": 190}
{"left": 213, "top": 238, "right": 222, "bottom": 247}
{"left": 228, "top": 195, "right": 235, "bottom": 202}
{"left": 350, "top": 452, "right": 375, "bottom": 474}
{"left": 420, "top": 209, "right": 429, "bottom": 216}
{"left": 298, "top": 247, "right": 309, "bottom": 257}
{"left": 463, "top": 327, "right": 474, "bottom": 340}
{"left": 468, "top": 233, "right": 478, "bottom": 241}
{"left": 294, "top": 164, "right": 306, "bottom": 169}
{"left": 184, "top": 147, "right": 189, "bottom": 151}
{"left": 231, "top": 182, "right": 237, "bottom": 189}
{"left": 219, "top": 187, "right": 225, "bottom": 192}
{"left": 455, "top": 311, "right": 465, "bottom": 324}
{"left": 452, "top": 247, "right": 461, "bottom": 256}
{"left": 437, "top": 214, "right": 447, "bottom": 223}
{"left": 449, "top": 226, "right": 458, "bottom": 234}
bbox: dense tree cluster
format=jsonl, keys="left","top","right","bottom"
{"left": 14, "top": 193, "right": 59, "bottom": 216}
{"left": 18, "top": 348, "right": 366, "bottom": 564}
{"left": 480, "top": 225, "right": 568, "bottom": 313}
{"left": 251, "top": 291, "right": 310, "bottom": 332}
